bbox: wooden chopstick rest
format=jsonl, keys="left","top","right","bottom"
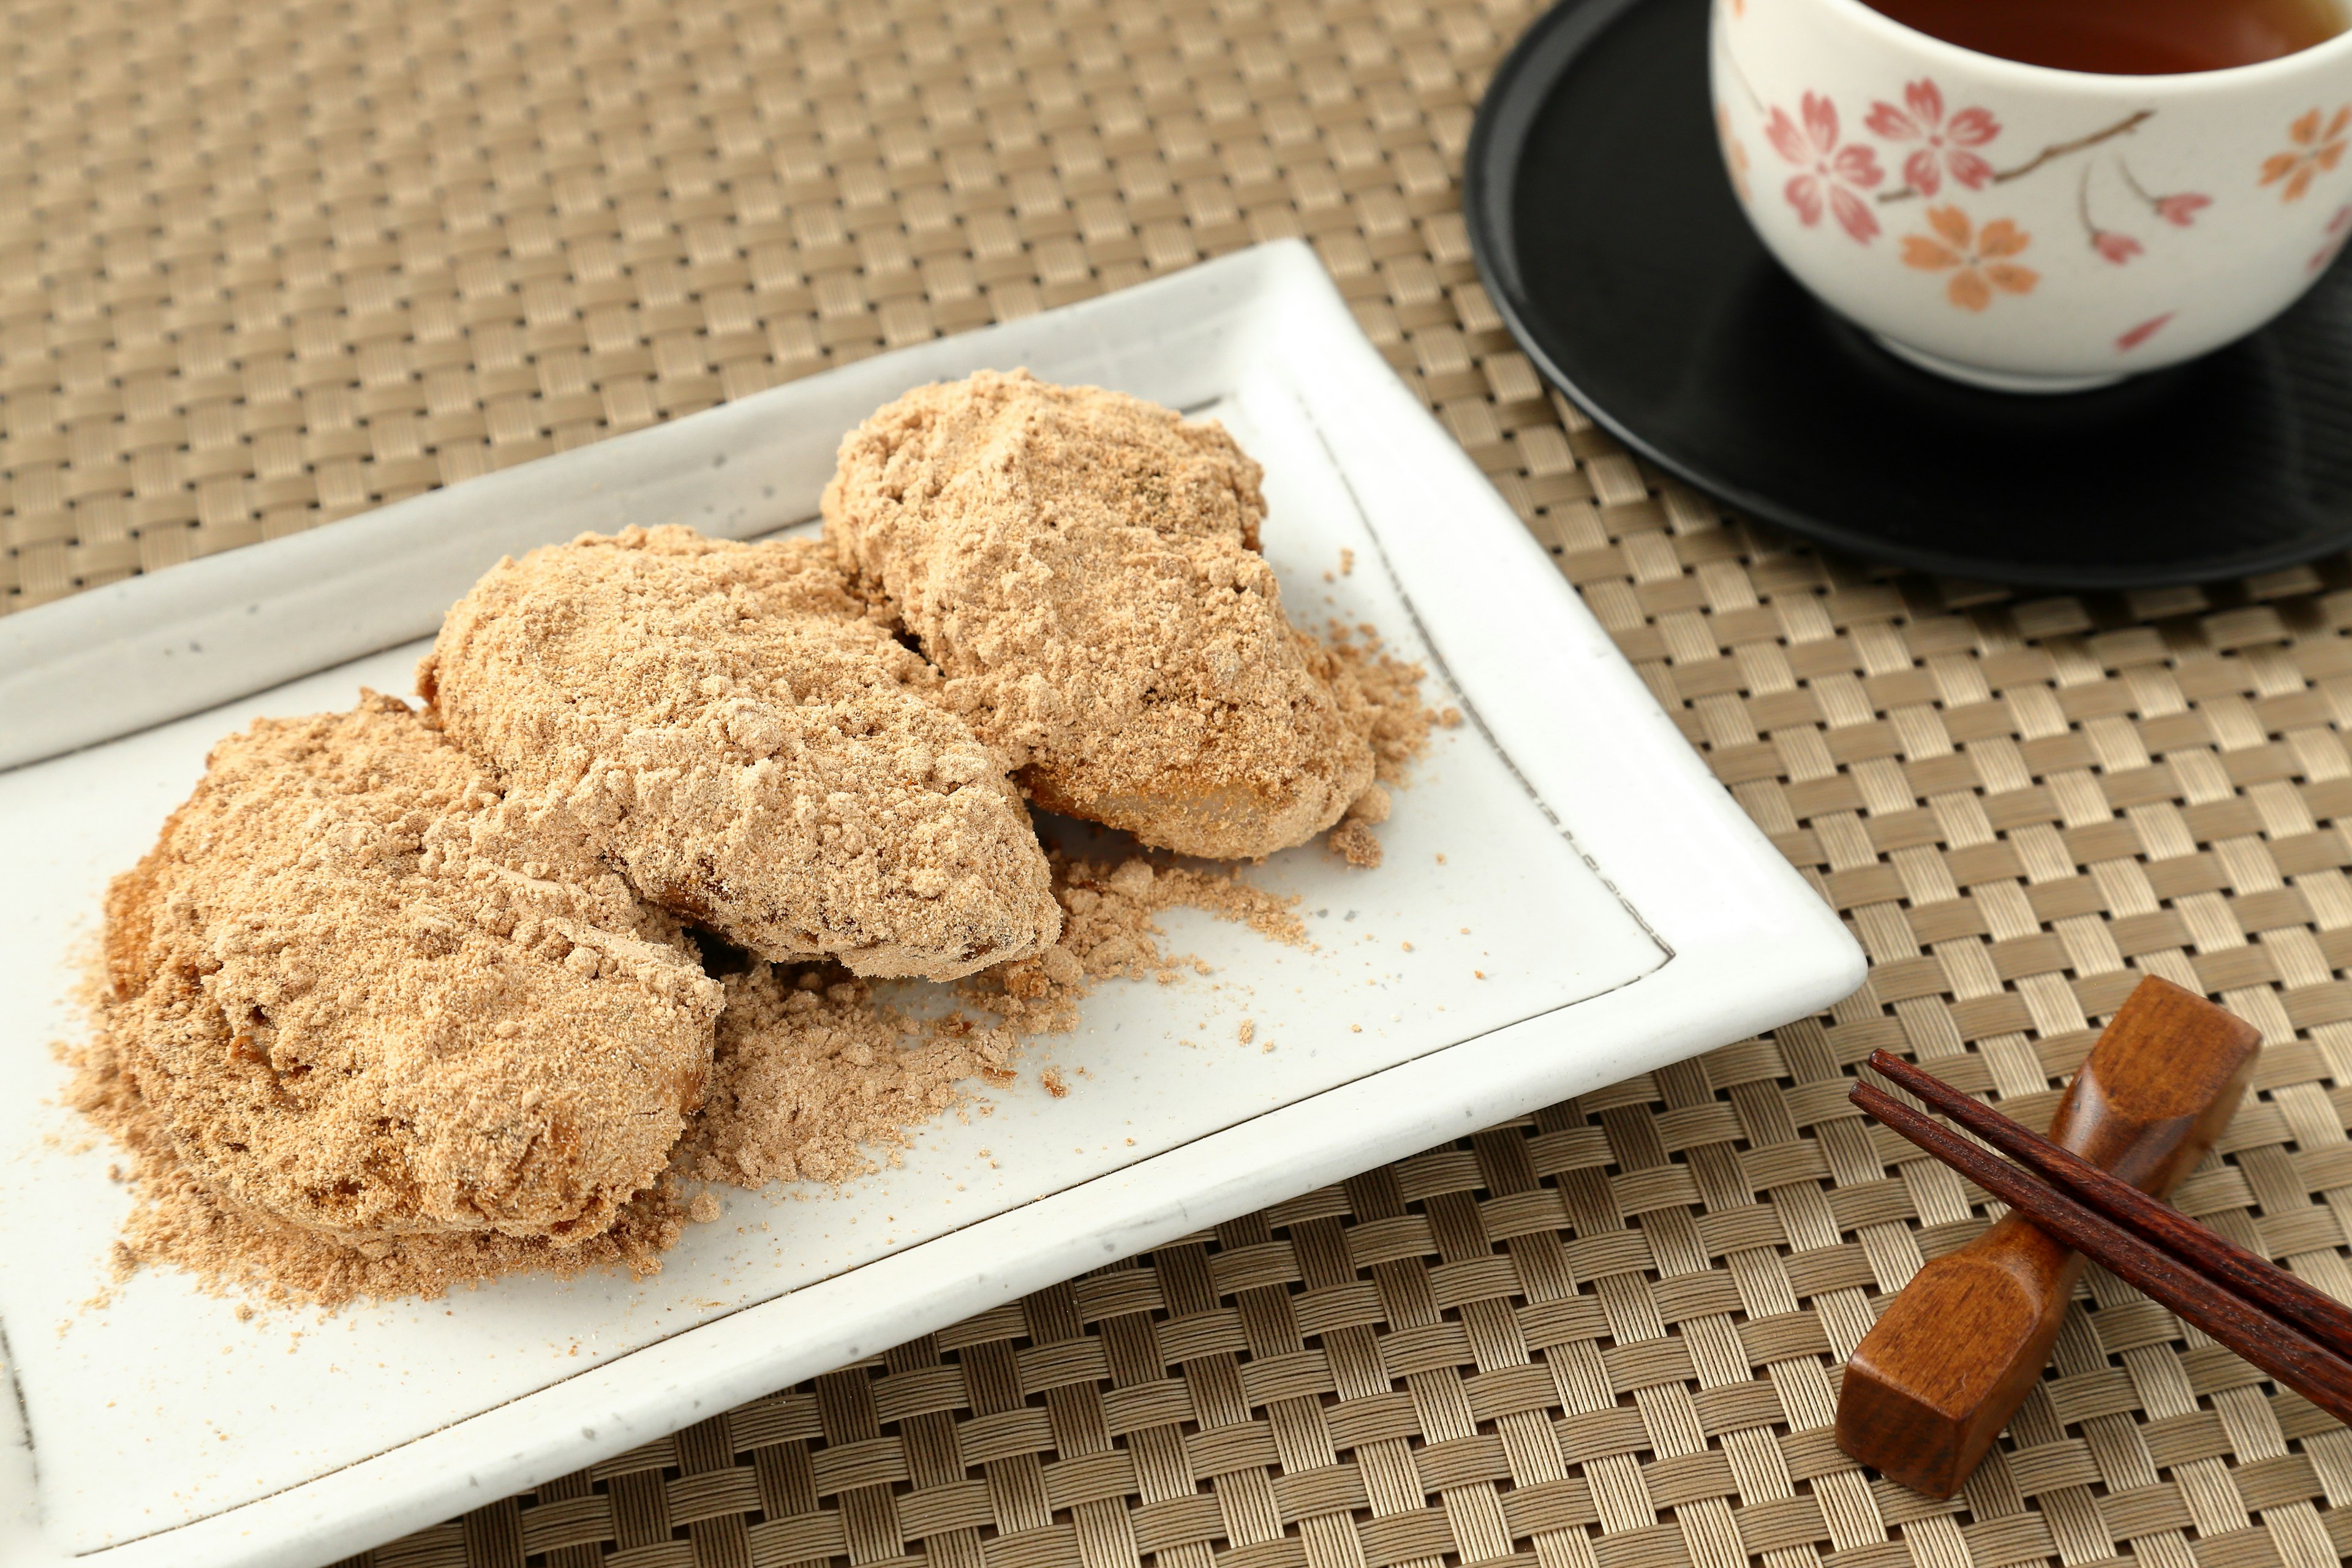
{"left": 1867, "top": 1047, "right": 2352, "bottom": 1358}
{"left": 1851, "top": 1081, "right": 2352, "bottom": 1425}
{"left": 1833, "top": 976, "right": 2260, "bottom": 1498}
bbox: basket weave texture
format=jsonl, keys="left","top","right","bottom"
{"left": 6, "top": 1, "right": 2350, "bottom": 1566}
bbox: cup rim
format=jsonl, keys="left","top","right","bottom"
{"left": 1814, "top": 0, "right": 2352, "bottom": 90}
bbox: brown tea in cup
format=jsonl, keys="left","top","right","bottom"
{"left": 1861, "top": 0, "right": 2345, "bottom": 75}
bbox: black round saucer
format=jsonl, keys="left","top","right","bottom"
{"left": 1464, "top": 0, "right": 2352, "bottom": 589}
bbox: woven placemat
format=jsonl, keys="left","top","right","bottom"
{"left": 7, "top": 1, "right": 2350, "bottom": 1566}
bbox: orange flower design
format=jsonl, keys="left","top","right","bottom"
{"left": 1901, "top": 206, "right": 2037, "bottom": 311}
{"left": 2261, "top": 107, "right": 2350, "bottom": 202}
{"left": 1717, "top": 104, "right": 1750, "bottom": 202}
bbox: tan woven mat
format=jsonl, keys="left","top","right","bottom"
{"left": 7, "top": 0, "right": 2351, "bottom": 1564}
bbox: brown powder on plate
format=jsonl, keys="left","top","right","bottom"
{"left": 1050, "top": 854, "right": 1307, "bottom": 963}
{"left": 1325, "top": 620, "right": 1448, "bottom": 782}
{"left": 1321, "top": 621, "right": 1450, "bottom": 865}
{"left": 823, "top": 371, "right": 1378, "bottom": 860}
{"left": 974, "top": 853, "right": 1307, "bottom": 1033}
{"left": 673, "top": 965, "right": 1003, "bottom": 1187}
{"left": 421, "top": 526, "right": 1060, "bottom": 982}
{"left": 680, "top": 850, "right": 1304, "bottom": 1193}
{"left": 1327, "top": 818, "right": 1382, "bottom": 869}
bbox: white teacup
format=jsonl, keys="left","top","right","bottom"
{"left": 1711, "top": 0, "right": 2352, "bottom": 391}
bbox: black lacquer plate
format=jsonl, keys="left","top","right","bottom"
{"left": 1463, "top": 0, "right": 2352, "bottom": 589}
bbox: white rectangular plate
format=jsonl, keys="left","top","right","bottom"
{"left": 0, "top": 242, "right": 1861, "bottom": 1568}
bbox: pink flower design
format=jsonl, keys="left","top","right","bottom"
{"left": 2312, "top": 205, "right": 2352, "bottom": 273}
{"left": 2117, "top": 162, "right": 2210, "bottom": 229}
{"left": 1766, "top": 93, "right": 1885, "bottom": 243}
{"left": 2116, "top": 314, "right": 2174, "bottom": 352}
{"left": 2091, "top": 230, "right": 2143, "bottom": 265}
{"left": 2154, "top": 193, "right": 2211, "bottom": 226}
{"left": 1865, "top": 79, "right": 1999, "bottom": 197}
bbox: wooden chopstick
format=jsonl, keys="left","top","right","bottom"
{"left": 1849, "top": 1080, "right": 2352, "bottom": 1427}
{"left": 1866, "top": 1047, "right": 2352, "bottom": 1359}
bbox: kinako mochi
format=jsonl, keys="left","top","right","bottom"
{"left": 420, "top": 526, "right": 1062, "bottom": 982}
{"left": 72, "top": 377, "right": 1437, "bottom": 1304}
{"left": 823, "top": 370, "right": 1380, "bottom": 861}
{"left": 95, "top": 695, "right": 723, "bottom": 1249}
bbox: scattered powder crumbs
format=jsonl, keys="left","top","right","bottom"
{"left": 684, "top": 850, "right": 1304, "bottom": 1191}
{"left": 1340, "top": 548, "right": 1355, "bottom": 576}
{"left": 1329, "top": 818, "right": 1381, "bottom": 869}
{"left": 1320, "top": 620, "right": 1448, "bottom": 868}
{"left": 1325, "top": 621, "right": 1442, "bottom": 784}
{"left": 674, "top": 964, "right": 998, "bottom": 1190}
{"left": 965, "top": 851, "right": 1306, "bottom": 1039}
{"left": 1238, "top": 1019, "right": 1256, "bottom": 1046}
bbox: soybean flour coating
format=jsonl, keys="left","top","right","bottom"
{"left": 67, "top": 373, "right": 1441, "bottom": 1304}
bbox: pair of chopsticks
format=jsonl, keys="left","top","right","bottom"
{"left": 1851, "top": 1049, "right": 2352, "bottom": 1426}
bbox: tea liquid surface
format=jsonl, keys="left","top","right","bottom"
{"left": 1860, "top": 0, "right": 2346, "bottom": 75}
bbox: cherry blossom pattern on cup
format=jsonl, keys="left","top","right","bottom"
{"left": 1865, "top": 80, "right": 1997, "bottom": 198}
{"left": 2076, "top": 161, "right": 2211, "bottom": 266}
{"left": 2090, "top": 230, "right": 2144, "bottom": 265}
{"left": 2116, "top": 314, "right": 2175, "bottom": 353}
{"left": 2313, "top": 205, "right": 2352, "bottom": 273}
{"left": 1717, "top": 105, "right": 1751, "bottom": 203}
{"left": 1765, "top": 93, "right": 1883, "bottom": 243}
{"left": 1874, "top": 100, "right": 2150, "bottom": 204}
{"left": 2262, "top": 107, "right": 2351, "bottom": 202}
{"left": 2119, "top": 162, "right": 2211, "bottom": 228}
{"left": 1714, "top": 1, "right": 2352, "bottom": 385}
{"left": 1902, "top": 206, "right": 2038, "bottom": 311}
{"left": 2079, "top": 167, "right": 2141, "bottom": 265}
